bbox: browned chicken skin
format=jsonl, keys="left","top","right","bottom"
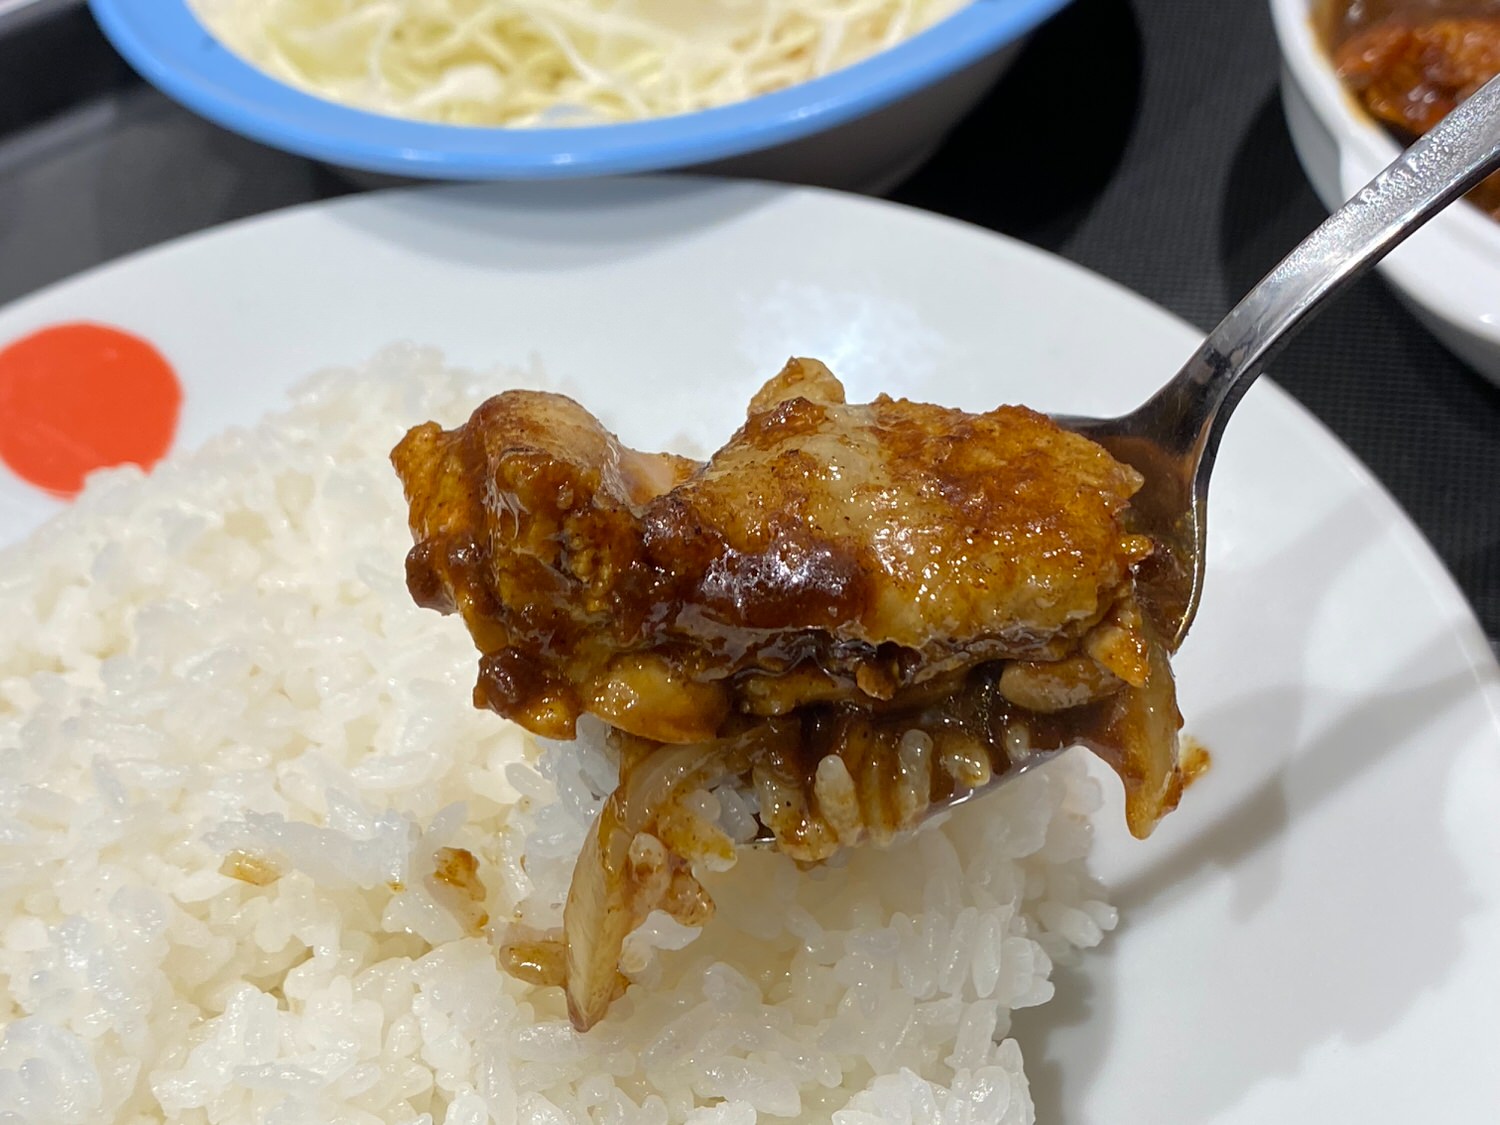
{"left": 396, "top": 359, "right": 1155, "bottom": 740}
{"left": 392, "top": 359, "right": 1187, "bottom": 1031}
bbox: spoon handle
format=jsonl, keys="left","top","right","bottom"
{"left": 1151, "top": 70, "right": 1500, "bottom": 457}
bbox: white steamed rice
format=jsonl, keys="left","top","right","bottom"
{"left": 0, "top": 346, "right": 1117, "bottom": 1124}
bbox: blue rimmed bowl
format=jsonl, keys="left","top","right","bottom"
{"left": 88, "top": 0, "right": 1072, "bottom": 190}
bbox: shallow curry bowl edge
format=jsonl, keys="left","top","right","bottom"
{"left": 1269, "top": 0, "right": 1500, "bottom": 384}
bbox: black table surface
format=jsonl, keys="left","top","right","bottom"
{"left": 4, "top": 0, "right": 1500, "bottom": 647}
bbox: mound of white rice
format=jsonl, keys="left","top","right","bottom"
{"left": 0, "top": 347, "right": 1117, "bottom": 1124}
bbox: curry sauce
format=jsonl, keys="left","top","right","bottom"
{"left": 1320, "top": 0, "right": 1500, "bottom": 216}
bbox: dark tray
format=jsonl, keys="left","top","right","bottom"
{"left": 5, "top": 0, "right": 1500, "bottom": 647}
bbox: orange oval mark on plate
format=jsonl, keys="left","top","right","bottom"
{"left": 0, "top": 322, "right": 182, "bottom": 497}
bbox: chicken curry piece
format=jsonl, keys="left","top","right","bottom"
{"left": 392, "top": 359, "right": 1188, "bottom": 1030}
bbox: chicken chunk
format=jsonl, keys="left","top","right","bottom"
{"left": 392, "top": 359, "right": 1187, "bottom": 1030}
{"left": 395, "top": 359, "right": 1156, "bottom": 740}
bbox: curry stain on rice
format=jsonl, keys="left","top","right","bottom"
{"left": 220, "top": 850, "right": 282, "bottom": 887}
{"left": 428, "top": 845, "right": 490, "bottom": 934}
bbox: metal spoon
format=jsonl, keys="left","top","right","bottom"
{"left": 1067, "top": 70, "right": 1500, "bottom": 652}
{"left": 748, "top": 72, "right": 1500, "bottom": 846}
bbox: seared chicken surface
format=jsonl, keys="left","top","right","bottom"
{"left": 393, "top": 359, "right": 1187, "bottom": 1031}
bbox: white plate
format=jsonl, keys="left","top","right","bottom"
{"left": 2, "top": 180, "right": 1497, "bottom": 1123}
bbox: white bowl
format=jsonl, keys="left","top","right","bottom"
{"left": 1270, "top": 0, "right": 1500, "bottom": 382}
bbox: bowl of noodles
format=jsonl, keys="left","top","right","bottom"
{"left": 87, "top": 0, "right": 1070, "bottom": 190}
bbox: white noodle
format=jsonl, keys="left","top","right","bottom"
{"left": 190, "top": 0, "right": 971, "bottom": 126}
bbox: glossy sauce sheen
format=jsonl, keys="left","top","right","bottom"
{"left": 395, "top": 360, "right": 1155, "bottom": 739}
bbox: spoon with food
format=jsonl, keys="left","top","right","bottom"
{"left": 391, "top": 73, "right": 1500, "bottom": 1031}
{"left": 1074, "top": 69, "right": 1500, "bottom": 655}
